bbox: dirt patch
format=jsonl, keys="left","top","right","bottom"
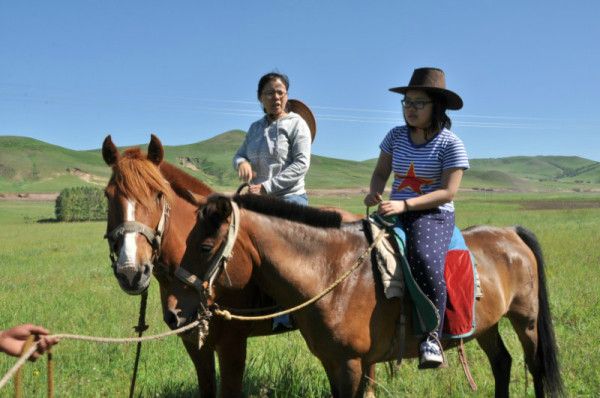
{"left": 67, "top": 168, "right": 106, "bottom": 185}
{"left": 177, "top": 157, "right": 199, "bottom": 171}
{"left": 520, "top": 200, "right": 600, "bottom": 210}
{"left": 307, "top": 188, "right": 371, "bottom": 197}
{"left": 0, "top": 193, "right": 59, "bottom": 201}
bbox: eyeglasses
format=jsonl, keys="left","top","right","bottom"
{"left": 402, "top": 99, "right": 432, "bottom": 110}
{"left": 262, "top": 90, "right": 287, "bottom": 98}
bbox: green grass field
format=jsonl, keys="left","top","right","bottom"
{"left": 0, "top": 192, "right": 599, "bottom": 397}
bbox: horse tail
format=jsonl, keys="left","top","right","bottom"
{"left": 515, "top": 226, "right": 564, "bottom": 397}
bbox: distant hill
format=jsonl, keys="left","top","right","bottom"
{"left": 465, "top": 156, "right": 600, "bottom": 191}
{"left": 1, "top": 134, "right": 599, "bottom": 193}
{"left": 0, "top": 136, "right": 109, "bottom": 193}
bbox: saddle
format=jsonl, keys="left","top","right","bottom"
{"left": 367, "top": 215, "right": 480, "bottom": 339}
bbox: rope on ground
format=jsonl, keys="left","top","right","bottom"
{"left": 14, "top": 335, "right": 35, "bottom": 398}
{"left": 0, "top": 320, "right": 200, "bottom": 391}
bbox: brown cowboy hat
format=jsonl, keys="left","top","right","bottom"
{"left": 286, "top": 99, "right": 317, "bottom": 142}
{"left": 389, "top": 67, "right": 463, "bottom": 110}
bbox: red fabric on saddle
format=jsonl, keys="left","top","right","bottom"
{"left": 443, "top": 250, "right": 475, "bottom": 336}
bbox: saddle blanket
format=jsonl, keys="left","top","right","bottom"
{"left": 370, "top": 217, "right": 478, "bottom": 339}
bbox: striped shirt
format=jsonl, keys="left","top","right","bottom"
{"left": 380, "top": 125, "right": 469, "bottom": 212}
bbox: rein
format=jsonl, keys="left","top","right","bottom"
{"left": 215, "top": 225, "right": 387, "bottom": 321}
{"left": 128, "top": 290, "right": 148, "bottom": 398}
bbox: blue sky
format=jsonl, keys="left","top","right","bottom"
{"left": 1, "top": 1, "right": 599, "bottom": 161}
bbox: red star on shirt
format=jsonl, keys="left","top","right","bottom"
{"left": 394, "top": 162, "right": 434, "bottom": 194}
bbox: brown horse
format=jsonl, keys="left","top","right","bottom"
{"left": 166, "top": 193, "right": 564, "bottom": 398}
{"left": 102, "top": 135, "right": 373, "bottom": 397}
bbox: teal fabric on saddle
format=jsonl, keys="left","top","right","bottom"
{"left": 371, "top": 214, "right": 439, "bottom": 335}
{"left": 371, "top": 214, "right": 476, "bottom": 337}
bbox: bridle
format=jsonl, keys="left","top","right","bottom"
{"left": 172, "top": 200, "right": 241, "bottom": 301}
{"left": 164, "top": 199, "right": 240, "bottom": 349}
{"left": 104, "top": 198, "right": 170, "bottom": 271}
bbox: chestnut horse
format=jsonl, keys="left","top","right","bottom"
{"left": 167, "top": 193, "right": 564, "bottom": 398}
{"left": 101, "top": 135, "right": 371, "bottom": 397}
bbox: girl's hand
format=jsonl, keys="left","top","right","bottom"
{"left": 363, "top": 192, "right": 382, "bottom": 207}
{"left": 378, "top": 200, "right": 407, "bottom": 216}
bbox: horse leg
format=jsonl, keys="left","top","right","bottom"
{"left": 476, "top": 325, "right": 512, "bottom": 398}
{"left": 215, "top": 334, "right": 247, "bottom": 398}
{"left": 320, "top": 358, "right": 365, "bottom": 398}
{"left": 364, "top": 363, "right": 376, "bottom": 398}
{"left": 508, "top": 314, "right": 544, "bottom": 397}
{"left": 182, "top": 339, "right": 217, "bottom": 398}
{"left": 321, "top": 359, "right": 341, "bottom": 398}
{"left": 339, "top": 358, "right": 367, "bottom": 398}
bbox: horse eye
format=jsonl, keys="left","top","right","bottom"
{"left": 200, "top": 243, "right": 214, "bottom": 253}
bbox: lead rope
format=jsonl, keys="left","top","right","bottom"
{"left": 458, "top": 338, "right": 477, "bottom": 391}
{"left": 1, "top": 321, "right": 201, "bottom": 395}
{"left": 128, "top": 290, "right": 149, "bottom": 398}
{"left": 14, "top": 336, "right": 35, "bottom": 398}
{"left": 47, "top": 346, "right": 53, "bottom": 398}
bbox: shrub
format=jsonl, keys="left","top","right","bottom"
{"left": 55, "top": 186, "right": 107, "bottom": 221}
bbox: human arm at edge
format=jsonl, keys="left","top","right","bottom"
{"left": 364, "top": 151, "right": 392, "bottom": 206}
{"left": 232, "top": 131, "right": 253, "bottom": 182}
{"left": 0, "top": 324, "right": 59, "bottom": 359}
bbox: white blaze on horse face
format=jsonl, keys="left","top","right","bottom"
{"left": 117, "top": 200, "right": 139, "bottom": 284}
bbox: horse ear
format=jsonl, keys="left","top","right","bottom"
{"left": 204, "top": 195, "right": 233, "bottom": 226}
{"left": 215, "top": 195, "right": 233, "bottom": 220}
{"left": 189, "top": 192, "right": 208, "bottom": 207}
{"left": 102, "top": 135, "right": 119, "bottom": 166}
{"left": 148, "top": 134, "right": 164, "bottom": 165}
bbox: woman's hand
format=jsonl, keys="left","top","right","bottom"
{"left": 378, "top": 200, "right": 408, "bottom": 216}
{"left": 237, "top": 161, "right": 254, "bottom": 182}
{"left": 248, "top": 184, "right": 266, "bottom": 195}
{"left": 363, "top": 192, "right": 382, "bottom": 207}
{"left": 0, "top": 324, "right": 59, "bottom": 360}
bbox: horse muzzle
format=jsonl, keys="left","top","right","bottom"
{"left": 164, "top": 307, "right": 195, "bottom": 330}
{"left": 113, "top": 261, "right": 153, "bottom": 295}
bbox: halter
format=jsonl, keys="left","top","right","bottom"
{"left": 173, "top": 200, "right": 241, "bottom": 299}
{"left": 104, "top": 199, "right": 170, "bottom": 268}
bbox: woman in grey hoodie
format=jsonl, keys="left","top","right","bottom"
{"left": 233, "top": 72, "right": 311, "bottom": 205}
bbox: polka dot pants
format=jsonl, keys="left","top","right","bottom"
{"left": 400, "top": 209, "right": 455, "bottom": 336}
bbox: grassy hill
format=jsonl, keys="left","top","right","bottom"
{"left": 465, "top": 156, "right": 600, "bottom": 191}
{"left": 1, "top": 134, "right": 600, "bottom": 193}
{"left": 0, "top": 136, "right": 110, "bottom": 192}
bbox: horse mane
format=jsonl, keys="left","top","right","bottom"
{"left": 110, "top": 148, "right": 171, "bottom": 209}
{"left": 159, "top": 161, "right": 214, "bottom": 198}
{"left": 233, "top": 194, "right": 342, "bottom": 229}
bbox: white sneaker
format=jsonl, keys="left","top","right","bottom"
{"left": 419, "top": 337, "right": 443, "bottom": 368}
